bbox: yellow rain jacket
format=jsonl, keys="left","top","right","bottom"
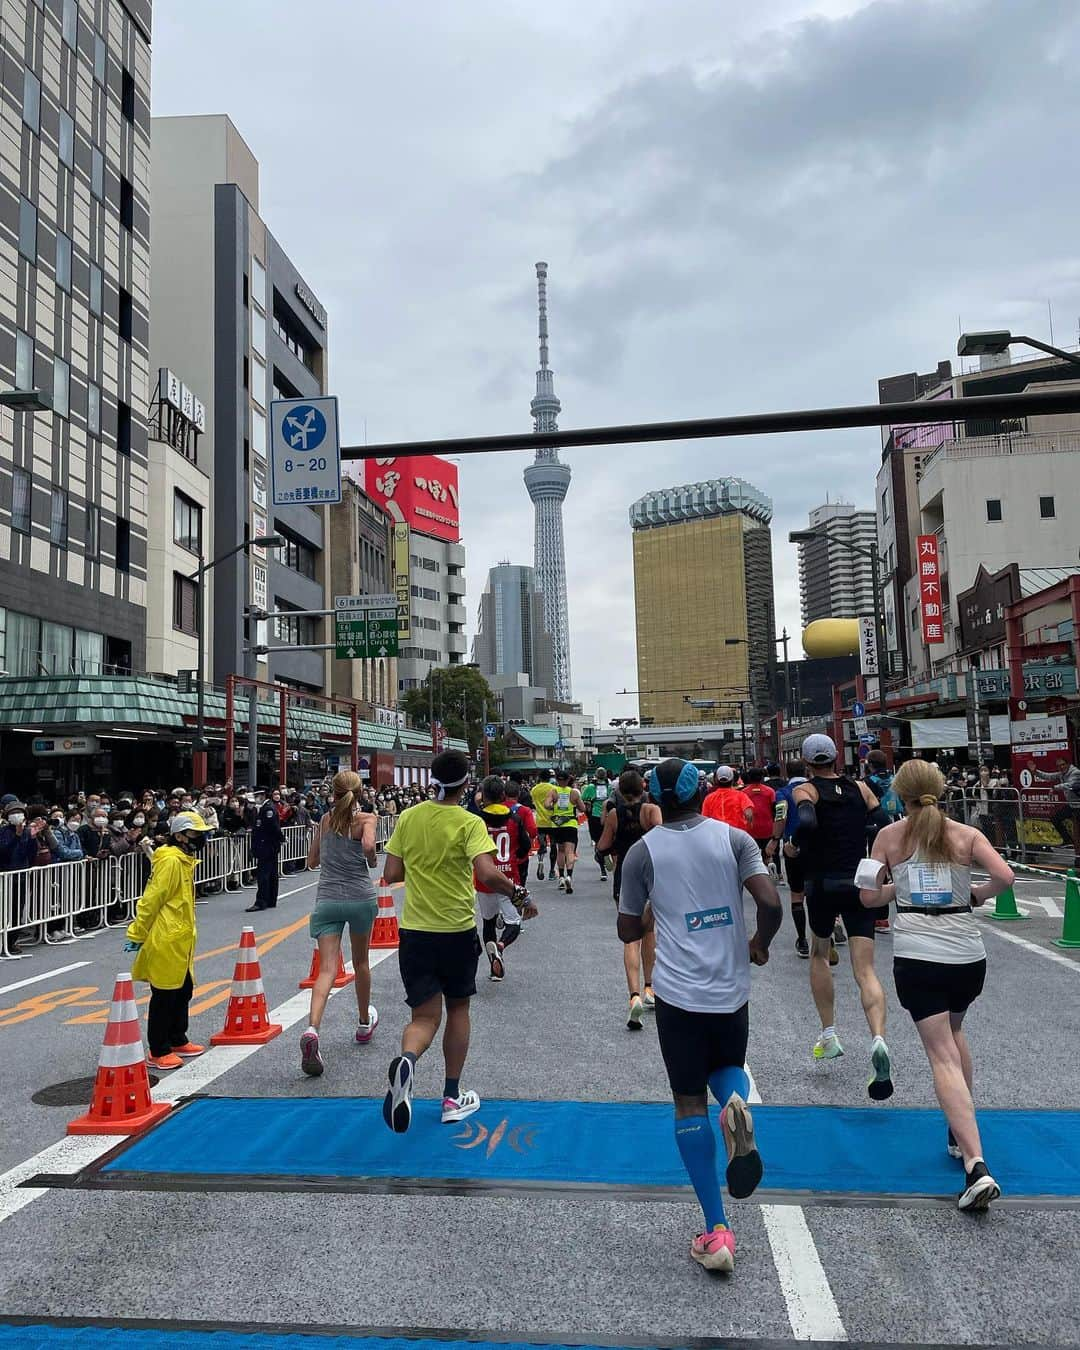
{"left": 126, "top": 844, "right": 198, "bottom": 990}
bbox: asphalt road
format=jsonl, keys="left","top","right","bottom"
{"left": 0, "top": 840, "right": 1077, "bottom": 1347}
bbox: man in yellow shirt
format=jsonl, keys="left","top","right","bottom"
{"left": 530, "top": 771, "right": 557, "bottom": 881}
{"left": 381, "top": 750, "right": 535, "bottom": 1133}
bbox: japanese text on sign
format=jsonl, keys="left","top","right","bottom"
{"left": 917, "top": 534, "right": 944, "bottom": 644}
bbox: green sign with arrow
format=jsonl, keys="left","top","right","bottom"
{"left": 334, "top": 594, "right": 400, "bottom": 660}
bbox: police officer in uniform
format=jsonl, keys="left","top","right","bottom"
{"left": 246, "top": 791, "right": 283, "bottom": 912}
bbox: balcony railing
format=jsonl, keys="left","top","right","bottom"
{"left": 921, "top": 429, "right": 1080, "bottom": 474}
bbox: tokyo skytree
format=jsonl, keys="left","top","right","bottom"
{"left": 523, "top": 262, "right": 573, "bottom": 702}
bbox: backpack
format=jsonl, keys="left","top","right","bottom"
{"left": 870, "top": 772, "right": 903, "bottom": 822}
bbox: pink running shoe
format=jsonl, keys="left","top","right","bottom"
{"left": 691, "top": 1225, "right": 735, "bottom": 1273}
{"left": 355, "top": 1006, "right": 379, "bottom": 1045}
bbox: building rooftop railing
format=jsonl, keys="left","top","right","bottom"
{"left": 920, "top": 429, "right": 1080, "bottom": 474}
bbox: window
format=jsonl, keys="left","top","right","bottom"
{"left": 58, "top": 110, "right": 74, "bottom": 169}
{"left": 91, "top": 147, "right": 103, "bottom": 200}
{"left": 410, "top": 584, "right": 440, "bottom": 602}
{"left": 94, "top": 32, "right": 106, "bottom": 83}
{"left": 274, "top": 601, "right": 318, "bottom": 646}
{"left": 55, "top": 231, "right": 72, "bottom": 293}
{"left": 15, "top": 331, "right": 33, "bottom": 391}
{"left": 251, "top": 256, "right": 266, "bottom": 310}
{"left": 12, "top": 469, "right": 31, "bottom": 534}
{"left": 118, "top": 287, "right": 133, "bottom": 341}
{"left": 1039, "top": 495, "right": 1056, "bottom": 519}
{"left": 119, "top": 176, "right": 134, "bottom": 230}
{"left": 173, "top": 491, "right": 202, "bottom": 554}
{"left": 115, "top": 518, "right": 131, "bottom": 572}
{"left": 121, "top": 69, "right": 135, "bottom": 122}
{"left": 22, "top": 68, "right": 40, "bottom": 132}
{"left": 251, "top": 406, "right": 266, "bottom": 455}
{"left": 250, "top": 356, "right": 266, "bottom": 407}
{"left": 85, "top": 503, "right": 99, "bottom": 559}
{"left": 50, "top": 488, "right": 68, "bottom": 547}
{"left": 172, "top": 573, "right": 199, "bottom": 635}
{"left": 89, "top": 263, "right": 103, "bottom": 316}
{"left": 87, "top": 382, "right": 100, "bottom": 437}
{"left": 62, "top": 0, "right": 78, "bottom": 49}
{"left": 18, "top": 197, "right": 37, "bottom": 262}
{"left": 272, "top": 367, "right": 300, "bottom": 402}
{"left": 880, "top": 485, "right": 890, "bottom": 523}
{"left": 279, "top": 534, "right": 317, "bottom": 580}
{"left": 116, "top": 400, "right": 132, "bottom": 455}
{"left": 251, "top": 307, "right": 266, "bottom": 358}
{"left": 985, "top": 498, "right": 1002, "bottom": 523}
{"left": 52, "top": 357, "right": 69, "bottom": 418}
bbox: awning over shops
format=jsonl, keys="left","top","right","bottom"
{"left": 909, "top": 714, "right": 1011, "bottom": 750}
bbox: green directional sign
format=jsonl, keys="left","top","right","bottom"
{"left": 334, "top": 594, "right": 400, "bottom": 660}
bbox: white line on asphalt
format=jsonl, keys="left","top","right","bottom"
{"left": 761, "top": 1205, "right": 848, "bottom": 1342}
{"left": 0, "top": 942, "right": 398, "bottom": 1226}
{"left": 0, "top": 961, "right": 92, "bottom": 997}
{"left": 977, "top": 916, "right": 1080, "bottom": 973}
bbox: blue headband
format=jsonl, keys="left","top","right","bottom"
{"left": 649, "top": 760, "right": 700, "bottom": 806}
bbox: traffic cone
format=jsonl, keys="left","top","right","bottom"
{"left": 68, "top": 974, "right": 172, "bottom": 1136}
{"left": 1054, "top": 870, "right": 1080, "bottom": 948}
{"left": 298, "top": 942, "right": 352, "bottom": 990}
{"left": 987, "top": 884, "right": 1027, "bottom": 921}
{"left": 371, "top": 877, "right": 400, "bottom": 950}
{"left": 210, "top": 926, "right": 282, "bottom": 1045}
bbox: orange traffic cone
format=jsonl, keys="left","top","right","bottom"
{"left": 68, "top": 973, "right": 172, "bottom": 1136}
{"left": 298, "top": 942, "right": 352, "bottom": 990}
{"left": 210, "top": 926, "right": 282, "bottom": 1046}
{"left": 371, "top": 877, "right": 400, "bottom": 950}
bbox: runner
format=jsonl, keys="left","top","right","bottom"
{"left": 475, "top": 775, "right": 533, "bottom": 982}
{"left": 617, "top": 758, "right": 783, "bottom": 1273}
{"left": 581, "top": 768, "right": 614, "bottom": 881}
{"left": 767, "top": 759, "right": 813, "bottom": 958}
{"left": 701, "top": 766, "right": 754, "bottom": 831}
{"left": 530, "top": 771, "right": 557, "bottom": 881}
{"left": 547, "top": 769, "right": 585, "bottom": 892}
{"left": 380, "top": 750, "right": 535, "bottom": 1133}
{"left": 793, "top": 734, "right": 893, "bottom": 1098}
{"left": 857, "top": 758, "right": 1014, "bottom": 1210}
{"left": 864, "top": 749, "right": 903, "bottom": 933}
{"left": 742, "top": 768, "right": 776, "bottom": 865}
{"left": 299, "top": 770, "right": 379, "bottom": 1077}
{"left": 595, "top": 768, "right": 662, "bottom": 1028}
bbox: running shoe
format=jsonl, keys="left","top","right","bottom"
{"left": 690, "top": 1225, "right": 735, "bottom": 1273}
{"left": 813, "top": 1032, "right": 844, "bottom": 1061}
{"left": 627, "top": 995, "right": 645, "bottom": 1030}
{"left": 642, "top": 986, "right": 656, "bottom": 1009}
{"left": 442, "top": 1089, "right": 480, "bottom": 1123}
{"left": 382, "top": 1055, "right": 414, "bottom": 1133}
{"left": 868, "top": 1035, "right": 894, "bottom": 1101}
{"left": 486, "top": 940, "right": 505, "bottom": 982}
{"left": 795, "top": 938, "right": 810, "bottom": 959}
{"left": 833, "top": 922, "right": 847, "bottom": 946}
{"left": 171, "top": 1041, "right": 205, "bottom": 1057}
{"left": 557, "top": 876, "right": 567, "bottom": 892}
{"left": 947, "top": 1128, "right": 963, "bottom": 1161}
{"left": 958, "top": 1160, "right": 1000, "bottom": 1211}
{"left": 828, "top": 941, "right": 839, "bottom": 967}
{"left": 146, "top": 1052, "right": 183, "bottom": 1070}
{"left": 355, "top": 1006, "right": 379, "bottom": 1045}
{"left": 300, "top": 1029, "right": 324, "bottom": 1077}
{"left": 564, "top": 879, "right": 574, "bottom": 894}
{"left": 721, "top": 1093, "right": 763, "bottom": 1199}
{"left": 536, "top": 863, "right": 545, "bottom": 881}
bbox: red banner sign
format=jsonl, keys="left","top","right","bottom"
{"left": 917, "top": 534, "right": 944, "bottom": 644}
{"left": 361, "top": 455, "right": 460, "bottom": 543}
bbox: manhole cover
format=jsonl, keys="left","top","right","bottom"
{"left": 33, "top": 1074, "right": 159, "bottom": 1106}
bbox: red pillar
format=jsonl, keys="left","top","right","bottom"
{"left": 350, "top": 705, "right": 359, "bottom": 772}
{"left": 225, "top": 675, "right": 235, "bottom": 787}
{"left": 278, "top": 689, "right": 288, "bottom": 786}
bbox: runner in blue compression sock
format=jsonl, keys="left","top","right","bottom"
{"left": 674, "top": 1116, "right": 727, "bottom": 1230}
{"left": 709, "top": 1063, "right": 750, "bottom": 1107}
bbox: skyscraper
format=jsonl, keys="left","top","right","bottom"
{"left": 797, "top": 501, "right": 877, "bottom": 626}
{"left": 473, "top": 562, "right": 555, "bottom": 696}
{"left": 523, "top": 262, "right": 572, "bottom": 702}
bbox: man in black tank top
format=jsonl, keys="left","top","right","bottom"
{"left": 793, "top": 734, "right": 894, "bottom": 1100}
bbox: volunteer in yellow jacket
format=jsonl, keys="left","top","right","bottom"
{"left": 381, "top": 750, "right": 535, "bottom": 1134}
{"left": 124, "top": 811, "right": 210, "bottom": 1070}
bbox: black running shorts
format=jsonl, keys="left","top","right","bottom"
{"left": 784, "top": 852, "right": 805, "bottom": 895}
{"left": 654, "top": 996, "right": 749, "bottom": 1098}
{"left": 893, "top": 956, "right": 986, "bottom": 1023}
{"left": 805, "top": 877, "right": 882, "bottom": 941}
{"left": 397, "top": 928, "right": 481, "bottom": 1007}
{"left": 551, "top": 825, "right": 579, "bottom": 845}
{"left": 587, "top": 815, "right": 605, "bottom": 844}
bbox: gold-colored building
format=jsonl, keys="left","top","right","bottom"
{"left": 630, "top": 479, "right": 776, "bottom": 728}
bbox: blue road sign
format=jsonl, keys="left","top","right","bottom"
{"left": 270, "top": 396, "right": 341, "bottom": 506}
{"left": 858, "top": 741, "right": 871, "bottom": 760}
{"left": 484, "top": 724, "right": 497, "bottom": 741}
{"left": 852, "top": 700, "right": 865, "bottom": 718}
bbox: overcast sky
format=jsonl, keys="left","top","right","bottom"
{"left": 153, "top": 0, "right": 1080, "bottom": 729}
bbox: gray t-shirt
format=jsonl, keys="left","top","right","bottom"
{"left": 618, "top": 816, "right": 768, "bottom": 1014}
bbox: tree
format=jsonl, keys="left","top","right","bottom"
{"left": 400, "top": 666, "right": 498, "bottom": 756}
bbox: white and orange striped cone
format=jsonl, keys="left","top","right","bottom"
{"left": 210, "top": 926, "right": 283, "bottom": 1046}
{"left": 68, "top": 973, "right": 172, "bottom": 1136}
{"left": 298, "top": 942, "right": 352, "bottom": 991}
{"left": 370, "top": 876, "right": 400, "bottom": 950}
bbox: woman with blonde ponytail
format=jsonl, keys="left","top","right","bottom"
{"left": 299, "top": 770, "right": 379, "bottom": 1077}
{"left": 858, "top": 758, "right": 1015, "bottom": 1212}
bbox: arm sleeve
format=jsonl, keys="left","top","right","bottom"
{"left": 617, "top": 839, "right": 653, "bottom": 916}
{"left": 465, "top": 814, "right": 497, "bottom": 860}
{"left": 731, "top": 826, "right": 770, "bottom": 885}
{"left": 794, "top": 798, "right": 818, "bottom": 840}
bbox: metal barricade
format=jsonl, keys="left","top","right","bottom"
{"left": 222, "top": 830, "right": 252, "bottom": 890}
{"left": 375, "top": 814, "right": 391, "bottom": 851}
{"left": 963, "top": 787, "right": 1024, "bottom": 863}
{"left": 197, "top": 833, "right": 232, "bottom": 894}
{"left": 279, "top": 823, "right": 313, "bottom": 874}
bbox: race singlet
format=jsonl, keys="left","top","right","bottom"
{"left": 592, "top": 784, "right": 610, "bottom": 816}
{"left": 909, "top": 863, "right": 953, "bottom": 908}
{"left": 552, "top": 789, "right": 575, "bottom": 824}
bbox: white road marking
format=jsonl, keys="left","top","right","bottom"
{"left": 1016, "top": 896, "right": 1063, "bottom": 919}
{"left": 977, "top": 915, "right": 1080, "bottom": 973}
{"left": 761, "top": 1204, "right": 848, "bottom": 1342}
{"left": 0, "top": 941, "right": 397, "bottom": 1224}
{"left": 0, "top": 961, "right": 92, "bottom": 997}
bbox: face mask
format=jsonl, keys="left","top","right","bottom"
{"left": 7, "top": 813, "right": 25, "bottom": 826}
{"left": 93, "top": 817, "right": 107, "bottom": 829}
{"left": 133, "top": 815, "right": 145, "bottom": 826}
{"left": 67, "top": 818, "right": 80, "bottom": 828}
{"left": 50, "top": 816, "right": 63, "bottom": 826}
{"left": 183, "top": 833, "right": 207, "bottom": 852}
{"left": 110, "top": 822, "right": 125, "bottom": 833}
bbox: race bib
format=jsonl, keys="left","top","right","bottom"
{"left": 910, "top": 863, "right": 953, "bottom": 908}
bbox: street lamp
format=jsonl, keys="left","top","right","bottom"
{"left": 189, "top": 533, "right": 284, "bottom": 786}
{"left": 0, "top": 388, "right": 53, "bottom": 411}
{"left": 957, "top": 331, "right": 1080, "bottom": 371}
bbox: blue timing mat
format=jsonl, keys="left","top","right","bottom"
{"left": 103, "top": 1097, "right": 1080, "bottom": 1198}
{"left": 0, "top": 1332, "right": 648, "bottom": 1350}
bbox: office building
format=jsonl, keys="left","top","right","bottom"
{"left": 359, "top": 452, "right": 467, "bottom": 692}
{"left": 328, "top": 476, "right": 396, "bottom": 713}
{"left": 797, "top": 501, "right": 877, "bottom": 626}
{"left": 630, "top": 478, "right": 776, "bottom": 727}
{"left": 472, "top": 562, "right": 555, "bottom": 695}
{"left": 0, "top": 0, "right": 153, "bottom": 678}
{"left": 150, "top": 114, "right": 331, "bottom": 697}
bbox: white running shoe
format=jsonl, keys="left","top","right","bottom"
{"left": 355, "top": 1006, "right": 379, "bottom": 1045}
{"left": 813, "top": 1032, "right": 844, "bottom": 1061}
{"left": 485, "top": 939, "right": 504, "bottom": 982}
{"left": 442, "top": 1089, "right": 480, "bottom": 1123}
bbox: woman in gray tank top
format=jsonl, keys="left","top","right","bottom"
{"left": 858, "top": 759, "right": 1015, "bottom": 1212}
{"left": 299, "top": 770, "right": 379, "bottom": 1078}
